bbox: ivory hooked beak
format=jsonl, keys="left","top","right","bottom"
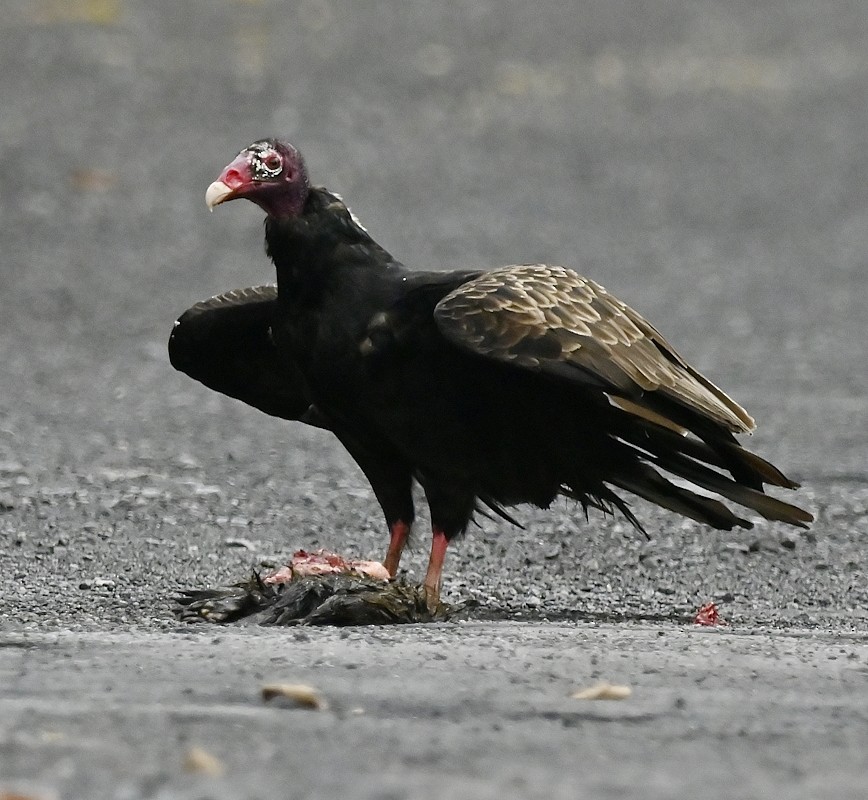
{"left": 205, "top": 180, "right": 234, "bottom": 211}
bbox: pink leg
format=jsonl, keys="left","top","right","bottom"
{"left": 422, "top": 527, "right": 449, "bottom": 611}
{"left": 383, "top": 519, "right": 411, "bottom": 577}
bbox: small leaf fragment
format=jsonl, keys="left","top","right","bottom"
{"left": 261, "top": 683, "right": 327, "bottom": 710}
{"left": 570, "top": 682, "right": 632, "bottom": 700}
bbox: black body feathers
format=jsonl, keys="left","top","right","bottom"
{"left": 171, "top": 185, "right": 812, "bottom": 550}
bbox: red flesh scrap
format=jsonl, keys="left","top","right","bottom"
{"left": 262, "top": 549, "right": 390, "bottom": 585}
{"left": 694, "top": 601, "right": 725, "bottom": 626}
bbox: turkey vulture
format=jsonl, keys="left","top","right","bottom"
{"left": 170, "top": 138, "right": 812, "bottom": 612}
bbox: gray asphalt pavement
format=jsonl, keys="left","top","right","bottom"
{"left": 1, "top": 1, "right": 866, "bottom": 798}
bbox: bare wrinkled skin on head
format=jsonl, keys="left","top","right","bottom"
{"left": 205, "top": 139, "right": 310, "bottom": 218}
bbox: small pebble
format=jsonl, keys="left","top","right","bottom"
{"left": 223, "top": 537, "right": 256, "bottom": 550}
{"left": 183, "top": 745, "right": 225, "bottom": 776}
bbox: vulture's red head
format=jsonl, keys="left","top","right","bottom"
{"left": 205, "top": 139, "right": 309, "bottom": 218}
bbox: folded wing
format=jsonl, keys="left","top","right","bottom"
{"left": 434, "top": 264, "right": 755, "bottom": 434}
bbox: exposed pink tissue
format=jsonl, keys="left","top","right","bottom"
{"left": 262, "top": 549, "right": 390, "bottom": 585}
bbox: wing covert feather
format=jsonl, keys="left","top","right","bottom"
{"left": 433, "top": 265, "right": 755, "bottom": 433}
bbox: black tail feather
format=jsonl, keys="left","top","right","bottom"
{"left": 642, "top": 447, "right": 813, "bottom": 528}
{"left": 604, "top": 415, "right": 813, "bottom": 529}
{"left": 609, "top": 463, "right": 754, "bottom": 531}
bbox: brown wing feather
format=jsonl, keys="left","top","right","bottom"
{"left": 433, "top": 265, "right": 755, "bottom": 434}
{"left": 184, "top": 284, "right": 278, "bottom": 312}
